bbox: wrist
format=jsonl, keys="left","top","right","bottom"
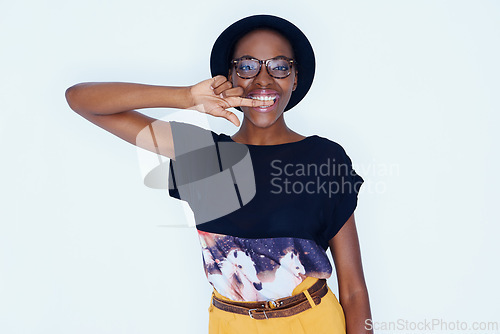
{"left": 184, "top": 85, "right": 196, "bottom": 109}
{"left": 157, "top": 85, "right": 193, "bottom": 110}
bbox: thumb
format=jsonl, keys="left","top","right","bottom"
{"left": 224, "top": 110, "right": 240, "bottom": 127}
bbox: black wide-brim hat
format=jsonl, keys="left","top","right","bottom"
{"left": 210, "top": 14, "right": 315, "bottom": 112}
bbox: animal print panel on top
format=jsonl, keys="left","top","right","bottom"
{"left": 198, "top": 230, "right": 333, "bottom": 302}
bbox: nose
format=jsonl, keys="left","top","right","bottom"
{"left": 254, "top": 63, "right": 273, "bottom": 87}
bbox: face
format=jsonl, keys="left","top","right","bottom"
{"left": 229, "top": 29, "right": 298, "bottom": 129}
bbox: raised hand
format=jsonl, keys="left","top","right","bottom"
{"left": 188, "top": 75, "right": 270, "bottom": 126}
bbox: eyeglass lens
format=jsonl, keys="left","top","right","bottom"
{"left": 235, "top": 58, "right": 291, "bottom": 78}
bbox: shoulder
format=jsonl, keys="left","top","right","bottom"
{"left": 308, "top": 134, "right": 349, "bottom": 156}
{"left": 169, "top": 121, "right": 223, "bottom": 156}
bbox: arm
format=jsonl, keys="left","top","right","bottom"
{"left": 329, "top": 213, "right": 372, "bottom": 334}
{"left": 65, "top": 76, "right": 268, "bottom": 158}
{"left": 65, "top": 83, "right": 187, "bottom": 159}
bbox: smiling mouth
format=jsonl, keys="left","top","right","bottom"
{"left": 248, "top": 95, "right": 278, "bottom": 108}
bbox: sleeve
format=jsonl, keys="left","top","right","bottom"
{"left": 321, "top": 144, "right": 364, "bottom": 248}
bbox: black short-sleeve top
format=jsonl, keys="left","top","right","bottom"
{"left": 168, "top": 121, "right": 363, "bottom": 301}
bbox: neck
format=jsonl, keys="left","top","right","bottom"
{"left": 232, "top": 115, "right": 304, "bottom": 145}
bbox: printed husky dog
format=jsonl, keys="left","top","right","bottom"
{"left": 207, "top": 249, "right": 262, "bottom": 301}
{"left": 259, "top": 251, "right": 306, "bottom": 299}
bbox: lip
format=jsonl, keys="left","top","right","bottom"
{"left": 246, "top": 89, "right": 280, "bottom": 113}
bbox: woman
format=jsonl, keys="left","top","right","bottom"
{"left": 66, "top": 14, "right": 372, "bottom": 334}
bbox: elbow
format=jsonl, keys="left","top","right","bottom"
{"left": 340, "top": 285, "right": 370, "bottom": 307}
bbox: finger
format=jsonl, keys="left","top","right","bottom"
{"left": 213, "top": 81, "right": 233, "bottom": 96}
{"left": 226, "top": 111, "right": 241, "bottom": 127}
{"left": 210, "top": 75, "right": 228, "bottom": 90}
{"left": 225, "top": 96, "right": 275, "bottom": 108}
{"left": 221, "top": 86, "right": 244, "bottom": 98}
{"left": 213, "top": 108, "right": 240, "bottom": 127}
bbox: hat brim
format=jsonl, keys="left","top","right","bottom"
{"left": 210, "top": 15, "right": 315, "bottom": 112}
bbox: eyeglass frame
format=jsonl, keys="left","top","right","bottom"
{"left": 230, "top": 56, "right": 296, "bottom": 79}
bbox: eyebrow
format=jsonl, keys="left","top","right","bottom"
{"left": 237, "top": 54, "right": 290, "bottom": 59}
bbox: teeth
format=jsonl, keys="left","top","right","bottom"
{"left": 249, "top": 95, "right": 277, "bottom": 101}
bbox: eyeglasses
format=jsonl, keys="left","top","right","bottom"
{"left": 231, "top": 56, "right": 295, "bottom": 79}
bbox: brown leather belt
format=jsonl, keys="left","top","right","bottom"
{"left": 211, "top": 279, "right": 328, "bottom": 320}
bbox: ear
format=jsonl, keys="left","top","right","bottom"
{"left": 292, "top": 68, "right": 298, "bottom": 91}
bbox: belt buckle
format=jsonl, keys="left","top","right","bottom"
{"left": 267, "top": 299, "right": 279, "bottom": 309}
{"left": 249, "top": 308, "right": 268, "bottom": 320}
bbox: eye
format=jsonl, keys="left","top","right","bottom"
{"left": 239, "top": 64, "right": 255, "bottom": 71}
{"left": 238, "top": 265, "right": 243, "bottom": 269}
{"left": 274, "top": 65, "right": 289, "bottom": 71}
{"left": 269, "top": 60, "right": 290, "bottom": 72}
{"left": 238, "top": 60, "right": 258, "bottom": 71}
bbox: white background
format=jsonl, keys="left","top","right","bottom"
{"left": 1, "top": 0, "right": 499, "bottom": 333}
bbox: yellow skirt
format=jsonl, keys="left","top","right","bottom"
{"left": 208, "top": 277, "right": 346, "bottom": 334}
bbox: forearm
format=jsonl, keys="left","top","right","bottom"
{"left": 65, "top": 82, "right": 192, "bottom": 115}
{"left": 341, "top": 289, "right": 373, "bottom": 334}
